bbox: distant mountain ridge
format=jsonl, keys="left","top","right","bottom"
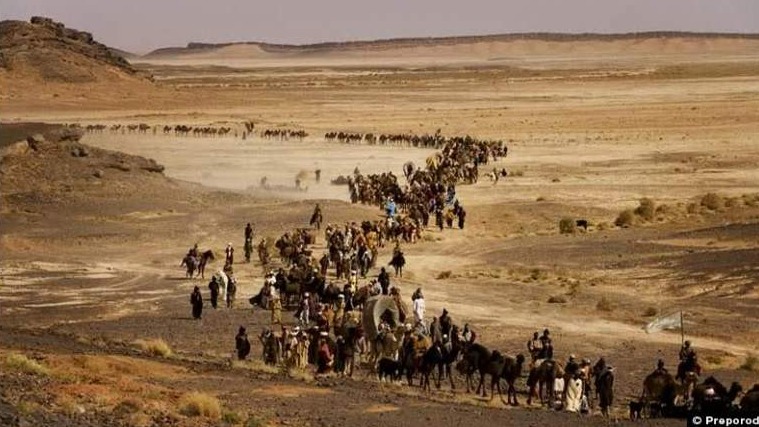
{"left": 144, "top": 31, "right": 759, "bottom": 58}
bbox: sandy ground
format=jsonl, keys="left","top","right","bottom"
{"left": 2, "top": 43, "right": 759, "bottom": 426}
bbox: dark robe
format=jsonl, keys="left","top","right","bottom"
{"left": 236, "top": 332, "right": 251, "bottom": 360}
{"left": 209, "top": 280, "right": 220, "bottom": 309}
{"left": 190, "top": 290, "right": 203, "bottom": 319}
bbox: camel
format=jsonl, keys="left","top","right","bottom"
{"left": 740, "top": 384, "right": 759, "bottom": 412}
{"left": 500, "top": 354, "right": 527, "bottom": 405}
{"left": 639, "top": 370, "right": 693, "bottom": 418}
{"left": 595, "top": 367, "right": 615, "bottom": 417}
{"left": 691, "top": 376, "right": 742, "bottom": 414}
{"left": 527, "top": 359, "right": 565, "bottom": 406}
{"left": 460, "top": 343, "right": 492, "bottom": 394}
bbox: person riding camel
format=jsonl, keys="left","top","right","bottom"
{"left": 412, "top": 288, "right": 426, "bottom": 333}
{"left": 538, "top": 329, "right": 553, "bottom": 359}
{"left": 527, "top": 331, "right": 541, "bottom": 361}
{"left": 439, "top": 308, "right": 452, "bottom": 338}
{"left": 653, "top": 359, "right": 669, "bottom": 376}
{"left": 462, "top": 323, "right": 477, "bottom": 344}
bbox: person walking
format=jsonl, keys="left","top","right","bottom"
{"left": 190, "top": 286, "right": 203, "bottom": 320}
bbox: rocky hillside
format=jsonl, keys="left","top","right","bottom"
{"left": 0, "top": 124, "right": 170, "bottom": 213}
{"left": 0, "top": 16, "right": 146, "bottom": 83}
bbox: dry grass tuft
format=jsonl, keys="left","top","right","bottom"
{"left": 134, "top": 339, "right": 173, "bottom": 358}
{"left": 179, "top": 392, "right": 222, "bottom": 419}
{"left": 596, "top": 297, "right": 614, "bottom": 312}
{"left": 4, "top": 353, "right": 49, "bottom": 376}
{"left": 739, "top": 354, "right": 757, "bottom": 372}
{"left": 614, "top": 209, "right": 635, "bottom": 227}
{"left": 634, "top": 198, "right": 657, "bottom": 221}
{"left": 558, "top": 217, "right": 576, "bottom": 234}
{"left": 436, "top": 270, "right": 453, "bottom": 280}
{"left": 547, "top": 295, "right": 568, "bottom": 304}
{"left": 643, "top": 307, "right": 658, "bottom": 317}
{"left": 700, "top": 193, "right": 724, "bottom": 211}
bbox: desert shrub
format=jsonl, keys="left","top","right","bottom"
{"left": 547, "top": 295, "right": 568, "bottom": 304}
{"left": 643, "top": 307, "right": 658, "bottom": 317}
{"left": 135, "top": 339, "right": 173, "bottom": 358}
{"left": 4, "top": 353, "right": 49, "bottom": 376}
{"left": 742, "top": 194, "right": 759, "bottom": 207}
{"left": 529, "top": 269, "right": 546, "bottom": 281}
{"left": 614, "top": 210, "right": 636, "bottom": 227}
{"left": 596, "top": 221, "right": 611, "bottom": 231}
{"left": 246, "top": 416, "right": 266, "bottom": 427}
{"left": 179, "top": 392, "right": 222, "bottom": 419}
{"left": 436, "top": 271, "right": 452, "bottom": 280}
{"left": 536, "top": 196, "right": 546, "bottom": 202}
{"left": 596, "top": 297, "right": 614, "bottom": 312}
{"left": 330, "top": 175, "right": 349, "bottom": 185}
{"left": 686, "top": 202, "right": 700, "bottom": 214}
{"left": 739, "top": 354, "right": 757, "bottom": 372}
{"left": 701, "top": 193, "right": 724, "bottom": 211}
{"left": 634, "top": 198, "right": 656, "bottom": 221}
{"left": 704, "top": 355, "right": 724, "bottom": 367}
{"left": 513, "top": 170, "right": 524, "bottom": 177}
{"left": 550, "top": 177, "right": 560, "bottom": 182}
{"left": 558, "top": 217, "right": 576, "bottom": 234}
{"left": 222, "top": 411, "right": 243, "bottom": 424}
{"left": 724, "top": 197, "right": 741, "bottom": 208}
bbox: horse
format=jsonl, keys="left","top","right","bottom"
{"left": 181, "top": 255, "right": 198, "bottom": 278}
{"left": 197, "top": 250, "right": 215, "bottom": 279}
{"left": 389, "top": 251, "right": 406, "bottom": 277}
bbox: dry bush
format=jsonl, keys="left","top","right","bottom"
{"left": 558, "top": 217, "right": 576, "bottom": 234}
{"left": 704, "top": 355, "right": 724, "bottom": 367}
{"left": 179, "top": 392, "right": 222, "bottom": 419}
{"left": 246, "top": 416, "right": 267, "bottom": 427}
{"left": 596, "top": 221, "right": 612, "bottom": 231}
{"left": 686, "top": 202, "right": 700, "bottom": 214}
{"left": 135, "top": 339, "right": 173, "bottom": 358}
{"left": 724, "top": 197, "right": 741, "bottom": 208}
{"left": 596, "top": 297, "right": 614, "bottom": 312}
{"left": 4, "top": 353, "right": 49, "bottom": 376}
{"left": 436, "top": 270, "right": 453, "bottom": 280}
{"left": 513, "top": 170, "right": 525, "bottom": 177}
{"left": 529, "top": 269, "right": 546, "bottom": 281}
{"left": 615, "top": 210, "right": 636, "bottom": 228}
{"left": 547, "top": 295, "right": 568, "bottom": 304}
{"left": 701, "top": 193, "right": 724, "bottom": 211}
{"left": 742, "top": 194, "right": 759, "bottom": 207}
{"left": 739, "top": 354, "right": 758, "bottom": 372}
{"left": 643, "top": 307, "right": 658, "bottom": 317}
{"left": 536, "top": 196, "right": 546, "bottom": 202}
{"left": 222, "top": 411, "right": 243, "bottom": 424}
{"left": 634, "top": 198, "right": 656, "bottom": 221}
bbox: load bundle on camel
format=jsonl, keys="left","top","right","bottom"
{"left": 362, "top": 296, "right": 400, "bottom": 341}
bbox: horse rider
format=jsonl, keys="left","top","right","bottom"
{"left": 527, "top": 331, "right": 541, "bottom": 361}
{"left": 677, "top": 340, "right": 700, "bottom": 381}
{"left": 189, "top": 243, "right": 199, "bottom": 258}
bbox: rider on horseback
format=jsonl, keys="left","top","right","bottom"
{"left": 677, "top": 340, "right": 701, "bottom": 381}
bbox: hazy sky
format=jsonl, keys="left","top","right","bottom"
{"left": 3, "top": 0, "right": 758, "bottom": 53}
